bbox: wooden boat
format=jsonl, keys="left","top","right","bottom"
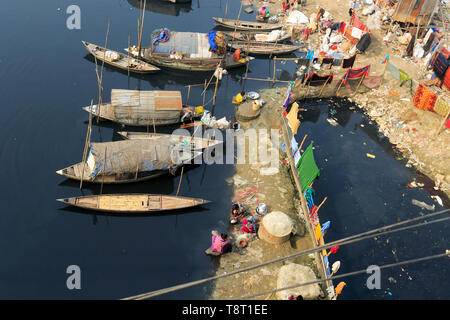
{"left": 56, "top": 139, "right": 203, "bottom": 184}
{"left": 223, "top": 30, "right": 291, "bottom": 43}
{"left": 117, "top": 132, "right": 223, "bottom": 149}
{"left": 57, "top": 194, "right": 209, "bottom": 213}
{"left": 82, "top": 89, "right": 202, "bottom": 126}
{"left": 227, "top": 41, "right": 301, "bottom": 55}
{"left": 82, "top": 40, "right": 160, "bottom": 74}
{"left": 126, "top": 29, "right": 250, "bottom": 72}
{"left": 212, "top": 17, "right": 282, "bottom": 31}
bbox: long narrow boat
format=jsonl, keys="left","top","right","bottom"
{"left": 82, "top": 41, "right": 160, "bottom": 74}
{"left": 117, "top": 132, "right": 223, "bottom": 150}
{"left": 57, "top": 194, "right": 210, "bottom": 213}
{"left": 227, "top": 41, "right": 301, "bottom": 55}
{"left": 82, "top": 89, "right": 202, "bottom": 126}
{"left": 126, "top": 29, "right": 251, "bottom": 72}
{"left": 56, "top": 139, "right": 203, "bottom": 184}
{"left": 212, "top": 17, "right": 282, "bottom": 31}
{"left": 223, "top": 30, "right": 291, "bottom": 43}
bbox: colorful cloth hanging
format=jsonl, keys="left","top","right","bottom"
{"left": 433, "top": 52, "right": 450, "bottom": 80}
{"left": 443, "top": 64, "right": 450, "bottom": 90}
{"left": 413, "top": 83, "right": 438, "bottom": 111}
{"left": 342, "top": 55, "right": 356, "bottom": 69}
{"left": 386, "top": 61, "right": 400, "bottom": 80}
{"left": 296, "top": 143, "right": 320, "bottom": 192}
{"left": 433, "top": 98, "right": 450, "bottom": 117}
{"left": 399, "top": 70, "right": 412, "bottom": 86}
{"left": 286, "top": 102, "right": 301, "bottom": 134}
{"left": 303, "top": 72, "right": 334, "bottom": 87}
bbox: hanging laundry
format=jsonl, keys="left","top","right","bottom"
{"left": 433, "top": 98, "right": 450, "bottom": 117}
{"left": 152, "top": 28, "right": 170, "bottom": 45}
{"left": 356, "top": 33, "right": 371, "bottom": 52}
{"left": 342, "top": 55, "right": 356, "bottom": 69}
{"left": 386, "top": 61, "right": 400, "bottom": 80}
{"left": 291, "top": 136, "right": 298, "bottom": 153}
{"left": 321, "top": 58, "right": 334, "bottom": 69}
{"left": 296, "top": 143, "right": 320, "bottom": 192}
{"left": 303, "top": 72, "right": 334, "bottom": 87}
{"left": 328, "top": 246, "right": 339, "bottom": 255}
{"left": 444, "top": 67, "right": 450, "bottom": 90}
{"left": 413, "top": 83, "right": 438, "bottom": 111}
{"left": 314, "top": 223, "right": 322, "bottom": 241}
{"left": 433, "top": 52, "right": 450, "bottom": 81}
{"left": 399, "top": 70, "right": 412, "bottom": 86}
{"left": 350, "top": 27, "right": 363, "bottom": 39}
{"left": 321, "top": 221, "right": 331, "bottom": 234}
{"left": 406, "top": 35, "right": 416, "bottom": 57}
{"left": 287, "top": 102, "right": 301, "bottom": 134}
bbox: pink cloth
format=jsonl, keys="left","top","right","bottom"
{"left": 241, "top": 218, "right": 256, "bottom": 233}
{"left": 211, "top": 235, "right": 230, "bottom": 253}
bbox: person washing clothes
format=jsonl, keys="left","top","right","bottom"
{"left": 241, "top": 216, "right": 257, "bottom": 233}
{"left": 230, "top": 202, "right": 245, "bottom": 224}
{"left": 206, "top": 231, "right": 232, "bottom": 255}
{"left": 258, "top": 5, "right": 270, "bottom": 20}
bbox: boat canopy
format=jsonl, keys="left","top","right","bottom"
{"left": 152, "top": 31, "right": 214, "bottom": 58}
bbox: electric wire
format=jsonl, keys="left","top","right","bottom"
{"left": 122, "top": 209, "right": 449, "bottom": 300}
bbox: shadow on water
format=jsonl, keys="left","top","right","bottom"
{"left": 127, "top": 0, "right": 193, "bottom": 17}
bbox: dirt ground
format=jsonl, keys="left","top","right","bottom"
{"left": 208, "top": 87, "right": 329, "bottom": 300}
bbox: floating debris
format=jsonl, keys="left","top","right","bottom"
{"left": 411, "top": 199, "right": 435, "bottom": 211}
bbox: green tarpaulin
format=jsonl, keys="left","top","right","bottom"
{"left": 296, "top": 142, "right": 320, "bottom": 192}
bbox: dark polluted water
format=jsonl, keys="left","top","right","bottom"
{"left": 0, "top": 0, "right": 448, "bottom": 299}
{"left": 295, "top": 97, "right": 449, "bottom": 299}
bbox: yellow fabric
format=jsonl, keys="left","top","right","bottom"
{"left": 287, "top": 102, "right": 301, "bottom": 134}
{"left": 195, "top": 106, "right": 204, "bottom": 115}
{"left": 434, "top": 98, "right": 450, "bottom": 118}
{"left": 314, "top": 223, "right": 322, "bottom": 241}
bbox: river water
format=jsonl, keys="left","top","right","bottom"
{"left": 0, "top": 0, "right": 447, "bottom": 299}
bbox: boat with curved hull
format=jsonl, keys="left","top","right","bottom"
{"left": 212, "top": 17, "right": 282, "bottom": 31}
{"left": 82, "top": 41, "right": 160, "bottom": 74}
{"left": 57, "top": 194, "right": 210, "bottom": 213}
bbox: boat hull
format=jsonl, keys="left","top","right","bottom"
{"left": 57, "top": 194, "right": 210, "bottom": 213}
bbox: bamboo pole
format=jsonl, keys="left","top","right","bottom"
{"left": 272, "top": 57, "right": 277, "bottom": 84}
{"left": 127, "top": 35, "right": 131, "bottom": 78}
{"left": 243, "top": 77, "right": 291, "bottom": 83}
{"left": 202, "top": 79, "right": 207, "bottom": 106}
{"left": 100, "top": 146, "right": 107, "bottom": 196}
{"left": 138, "top": 0, "right": 147, "bottom": 58}
{"left": 318, "top": 77, "right": 331, "bottom": 97}
{"left": 224, "top": 0, "right": 228, "bottom": 19}
{"left": 298, "top": 134, "right": 308, "bottom": 151}
{"left": 354, "top": 73, "right": 367, "bottom": 95}
{"left": 176, "top": 167, "right": 185, "bottom": 196}
{"left": 80, "top": 100, "right": 94, "bottom": 189}
{"left": 186, "top": 85, "right": 191, "bottom": 105}
{"left": 213, "top": 68, "right": 220, "bottom": 106}
{"left": 97, "top": 19, "right": 110, "bottom": 124}
{"left": 316, "top": 197, "right": 328, "bottom": 213}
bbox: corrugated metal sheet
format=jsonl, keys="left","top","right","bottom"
{"left": 393, "top": 0, "right": 438, "bottom": 25}
{"left": 110, "top": 89, "right": 182, "bottom": 125}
